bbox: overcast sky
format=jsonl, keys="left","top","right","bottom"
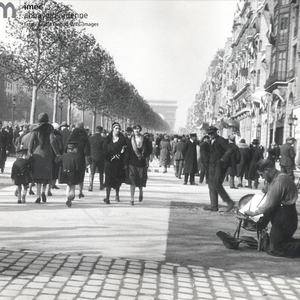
{"left": 0, "top": 0, "right": 238, "bottom": 129}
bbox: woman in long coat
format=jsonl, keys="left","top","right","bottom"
{"left": 125, "top": 124, "right": 152, "bottom": 205}
{"left": 226, "top": 135, "right": 241, "bottom": 189}
{"left": 28, "top": 113, "right": 60, "bottom": 203}
{"left": 66, "top": 121, "right": 91, "bottom": 198}
{"left": 159, "top": 134, "right": 171, "bottom": 173}
{"left": 103, "top": 122, "right": 127, "bottom": 204}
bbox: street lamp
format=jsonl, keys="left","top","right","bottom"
{"left": 58, "top": 99, "right": 64, "bottom": 125}
{"left": 12, "top": 96, "right": 16, "bottom": 124}
{"left": 288, "top": 113, "right": 298, "bottom": 137}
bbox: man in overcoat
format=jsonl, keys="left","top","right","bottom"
{"left": 226, "top": 135, "right": 241, "bottom": 189}
{"left": 204, "top": 126, "right": 235, "bottom": 212}
{"left": 199, "top": 135, "right": 210, "bottom": 184}
{"left": 280, "top": 137, "right": 296, "bottom": 180}
{"left": 182, "top": 133, "right": 198, "bottom": 185}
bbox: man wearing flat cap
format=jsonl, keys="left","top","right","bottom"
{"left": 280, "top": 137, "right": 296, "bottom": 180}
{"left": 205, "top": 126, "right": 235, "bottom": 212}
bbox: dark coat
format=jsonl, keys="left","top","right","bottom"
{"left": 103, "top": 132, "right": 127, "bottom": 188}
{"left": 11, "top": 157, "right": 33, "bottom": 185}
{"left": 280, "top": 143, "right": 296, "bottom": 167}
{"left": 209, "top": 135, "right": 232, "bottom": 167}
{"left": 200, "top": 141, "right": 210, "bottom": 163}
{"left": 125, "top": 135, "right": 152, "bottom": 168}
{"left": 28, "top": 123, "right": 59, "bottom": 183}
{"left": 60, "top": 128, "right": 71, "bottom": 147}
{"left": 236, "top": 142, "right": 250, "bottom": 177}
{"left": 58, "top": 152, "right": 79, "bottom": 186}
{"left": 0, "top": 129, "right": 10, "bottom": 169}
{"left": 247, "top": 145, "right": 264, "bottom": 180}
{"left": 66, "top": 127, "right": 91, "bottom": 183}
{"left": 183, "top": 139, "right": 198, "bottom": 174}
{"left": 227, "top": 142, "right": 241, "bottom": 176}
{"left": 89, "top": 132, "right": 105, "bottom": 162}
{"left": 52, "top": 130, "right": 64, "bottom": 180}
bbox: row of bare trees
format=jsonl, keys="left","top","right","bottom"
{"left": 0, "top": 0, "right": 170, "bottom": 132}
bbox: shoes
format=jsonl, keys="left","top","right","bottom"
{"left": 17, "top": 200, "right": 22, "bottom": 204}
{"left": 178, "top": 176, "right": 182, "bottom": 179}
{"left": 22, "top": 195, "right": 26, "bottom": 203}
{"left": 88, "top": 186, "right": 93, "bottom": 192}
{"left": 66, "top": 196, "right": 73, "bottom": 208}
{"left": 52, "top": 185, "right": 60, "bottom": 189}
{"left": 245, "top": 185, "right": 252, "bottom": 189}
{"left": 100, "top": 185, "right": 105, "bottom": 190}
{"left": 216, "top": 231, "right": 241, "bottom": 250}
{"left": 29, "top": 190, "right": 35, "bottom": 195}
{"left": 225, "top": 200, "right": 235, "bottom": 212}
{"left": 130, "top": 201, "right": 134, "bottom": 206}
{"left": 35, "top": 197, "right": 41, "bottom": 203}
{"left": 103, "top": 198, "right": 110, "bottom": 204}
{"left": 41, "top": 192, "right": 47, "bottom": 203}
{"left": 230, "top": 187, "right": 238, "bottom": 189}
{"left": 190, "top": 182, "right": 197, "bottom": 185}
{"left": 163, "top": 171, "right": 167, "bottom": 173}
{"left": 237, "top": 183, "right": 243, "bottom": 187}
{"left": 47, "top": 191, "right": 52, "bottom": 196}
{"left": 203, "top": 205, "right": 218, "bottom": 212}
{"left": 115, "top": 196, "right": 120, "bottom": 202}
{"left": 78, "top": 193, "right": 84, "bottom": 199}
{"left": 139, "top": 195, "right": 143, "bottom": 202}
{"left": 183, "top": 182, "right": 187, "bottom": 185}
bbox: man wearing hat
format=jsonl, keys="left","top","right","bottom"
{"left": 205, "top": 126, "right": 235, "bottom": 212}
{"left": 59, "top": 121, "right": 71, "bottom": 148}
{"left": 182, "top": 133, "right": 198, "bottom": 185}
{"left": 280, "top": 137, "right": 296, "bottom": 180}
{"left": 88, "top": 125, "right": 106, "bottom": 191}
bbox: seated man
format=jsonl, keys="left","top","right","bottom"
{"left": 244, "top": 159, "right": 300, "bottom": 258}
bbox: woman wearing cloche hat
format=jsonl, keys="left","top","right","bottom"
{"left": 28, "top": 113, "right": 60, "bottom": 203}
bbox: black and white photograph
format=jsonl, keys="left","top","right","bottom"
{"left": 1, "top": 0, "right": 300, "bottom": 299}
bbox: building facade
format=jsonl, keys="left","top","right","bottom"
{"left": 189, "top": 0, "right": 300, "bottom": 165}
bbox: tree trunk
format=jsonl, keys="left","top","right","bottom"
{"left": 53, "top": 91, "right": 58, "bottom": 123}
{"left": 67, "top": 98, "right": 72, "bottom": 126}
{"left": 92, "top": 109, "right": 96, "bottom": 134}
{"left": 30, "top": 85, "right": 38, "bottom": 124}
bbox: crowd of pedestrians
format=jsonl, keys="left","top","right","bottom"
{"left": 1, "top": 117, "right": 299, "bottom": 209}
{"left": 3, "top": 116, "right": 300, "bottom": 258}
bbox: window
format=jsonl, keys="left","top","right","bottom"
{"left": 278, "top": 52, "right": 286, "bottom": 79}
{"left": 293, "top": 45, "right": 297, "bottom": 68}
{"left": 279, "top": 14, "right": 289, "bottom": 43}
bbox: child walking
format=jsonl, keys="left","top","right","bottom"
{"left": 58, "top": 141, "right": 79, "bottom": 207}
{"left": 11, "top": 148, "right": 33, "bottom": 204}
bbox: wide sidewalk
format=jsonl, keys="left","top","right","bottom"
{"left": 0, "top": 156, "right": 300, "bottom": 300}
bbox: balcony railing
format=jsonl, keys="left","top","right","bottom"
{"left": 265, "top": 71, "right": 287, "bottom": 89}
{"left": 287, "top": 68, "right": 296, "bottom": 80}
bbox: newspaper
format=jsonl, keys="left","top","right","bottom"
{"left": 239, "top": 194, "right": 266, "bottom": 222}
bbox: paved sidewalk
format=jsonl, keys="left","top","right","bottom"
{"left": 1, "top": 157, "right": 300, "bottom": 300}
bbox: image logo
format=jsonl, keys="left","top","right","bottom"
{"left": 0, "top": 2, "right": 16, "bottom": 18}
